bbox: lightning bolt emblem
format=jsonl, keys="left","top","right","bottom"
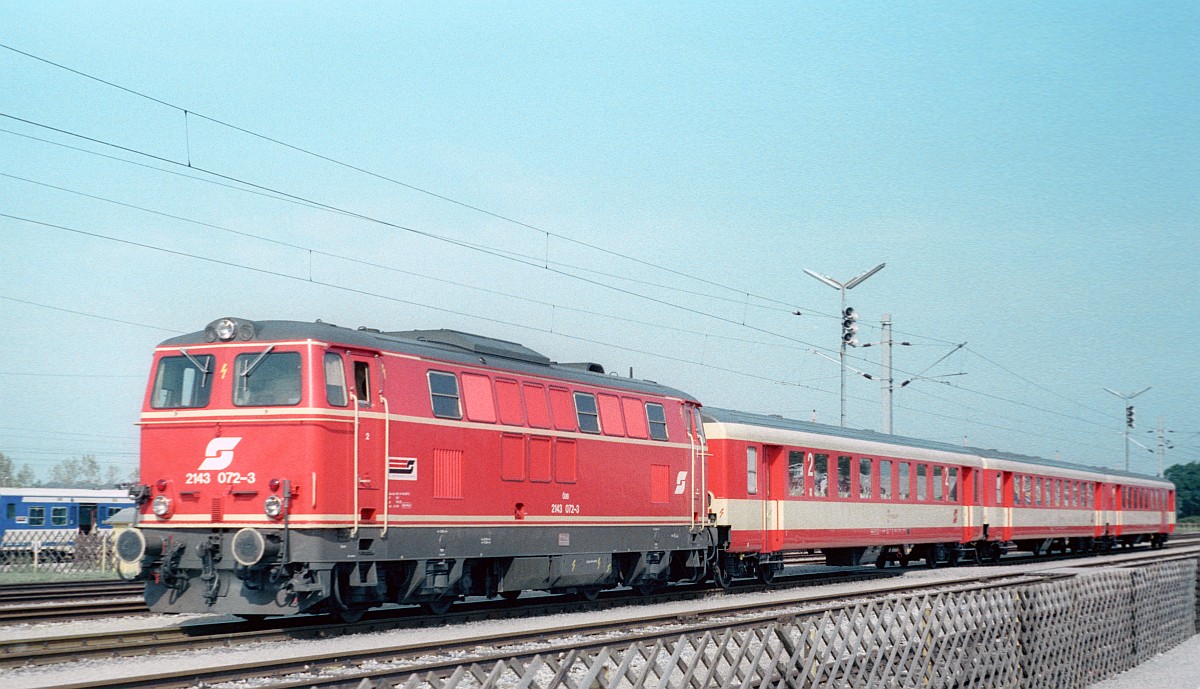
{"left": 220, "top": 363, "right": 229, "bottom": 379}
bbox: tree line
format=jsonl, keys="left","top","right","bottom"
{"left": 0, "top": 451, "right": 137, "bottom": 489}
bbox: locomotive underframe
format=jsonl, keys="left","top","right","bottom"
{"left": 133, "top": 523, "right": 716, "bottom": 615}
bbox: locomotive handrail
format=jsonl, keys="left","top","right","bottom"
{"left": 351, "top": 391, "right": 360, "bottom": 538}
{"left": 382, "top": 395, "right": 390, "bottom": 538}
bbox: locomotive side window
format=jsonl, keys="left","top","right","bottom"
{"left": 524, "top": 383, "right": 551, "bottom": 428}
{"left": 428, "top": 371, "right": 463, "bottom": 419}
{"left": 51, "top": 506, "right": 68, "bottom": 526}
{"left": 549, "top": 388, "right": 577, "bottom": 431}
{"left": 353, "top": 361, "right": 371, "bottom": 407}
{"left": 898, "top": 462, "right": 910, "bottom": 500}
{"left": 646, "top": 403, "right": 669, "bottom": 441}
{"left": 151, "top": 354, "right": 214, "bottom": 409}
{"left": 323, "top": 354, "right": 348, "bottom": 407}
{"left": 461, "top": 373, "right": 497, "bottom": 423}
{"left": 234, "top": 351, "right": 301, "bottom": 406}
{"left": 28, "top": 506, "right": 45, "bottom": 526}
{"left": 746, "top": 446, "right": 758, "bottom": 495}
{"left": 573, "top": 392, "right": 601, "bottom": 434}
{"left": 596, "top": 394, "right": 625, "bottom": 436}
{"left": 858, "top": 458, "right": 872, "bottom": 499}
{"left": 495, "top": 379, "right": 524, "bottom": 425}
{"left": 879, "top": 459, "right": 892, "bottom": 500}
{"left": 813, "top": 454, "right": 828, "bottom": 497}
{"left": 622, "top": 398, "right": 649, "bottom": 438}
{"left": 788, "top": 451, "right": 805, "bottom": 496}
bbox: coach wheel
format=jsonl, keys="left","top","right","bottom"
{"left": 988, "top": 542, "right": 1003, "bottom": 563}
{"left": 898, "top": 547, "right": 911, "bottom": 568}
{"left": 874, "top": 551, "right": 888, "bottom": 569}
{"left": 712, "top": 559, "right": 736, "bottom": 590}
{"left": 756, "top": 562, "right": 776, "bottom": 586}
{"left": 946, "top": 546, "right": 959, "bottom": 567}
{"left": 421, "top": 598, "right": 454, "bottom": 615}
{"left": 923, "top": 545, "right": 941, "bottom": 569}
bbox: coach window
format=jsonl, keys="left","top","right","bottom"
{"left": 323, "top": 353, "right": 348, "bottom": 407}
{"left": 28, "top": 506, "right": 45, "bottom": 527}
{"left": 151, "top": 353, "right": 214, "bottom": 409}
{"left": 234, "top": 351, "right": 301, "bottom": 406}
{"left": 1033, "top": 477, "right": 1042, "bottom": 506}
{"left": 573, "top": 393, "right": 601, "bottom": 434}
{"left": 898, "top": 462, "right": 910, "bottom": 500}
{"left": 428, "top": 371, "right": 463, "bottom": 419}
{"left": 995, "top": 475, "right": 1002, "bottom": 505}
{"left": 813, "top": 454, "right": 829, "bottom": 497}
{"left": 879, "top": 460, "right": 892, "bottom": 500}
{"left": 788, "top": 451, "right": 805, "bottom": 496}
{"left": 948, "top": 467, "right": 958, "bottom": 501}
{"left": 837, "top": 456, "right": 852, "bottom": 498}
{"left": 746, "top": 446, "right": 758, "bottom": 495}
{"left": 646, "top": 403, "right": 669, "bottom": 441}
{"left": 859, "top": 458, "right": 873, "bottom": 499}
{"left": 933, "top": 466, "right": 944, "bottom": 501}
{"left": 51, "top": 506, "right": 68, "bottom": 526}
{"left": 4, "top": 504, "right": 13, "bottom": 520}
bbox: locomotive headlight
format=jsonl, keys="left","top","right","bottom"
{"left": 215, "top": 318, "right": 237, "bottom": 341}
{"left": 264, "top": 495, "right": 284, "bottom": 519}
{"left": 151, "top": 495, "right": 172, "bottom": 517}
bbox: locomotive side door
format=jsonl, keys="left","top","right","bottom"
{"left": 348, "top": 352, "right": 385, "bottom": 532}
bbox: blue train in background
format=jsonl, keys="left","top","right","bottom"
{"left": 1, "top": 488, "right": 133, "bottom": 541}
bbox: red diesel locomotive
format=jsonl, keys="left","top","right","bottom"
{"left": 117, "top": 317, "right": 1176, "bottom": 617}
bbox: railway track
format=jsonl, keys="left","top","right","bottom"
{"left": 14, "top": 543, "right": 1196, "bottom": 689}
{"left": 0, "top": 580, "right": 146, "bottom": 624}
{"left": 0, "top": 580, "right": 142, "bottom": 605}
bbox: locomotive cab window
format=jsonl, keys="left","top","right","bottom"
{"left": 353, "top": 361, "right": 371, "bottom": 407}
{"left": 151, "top": 353, "right": 214, "bottom": 409}
{"left": 646, "top": 403, "right": 669, "bottom": 441}
{"left": 573, "top": 393, "right": 601, "bottom": 434}
{"left": 234, "top": 350, "right": 301, "bottom": 406}
{"left": 428, "top": 371, "right": 463, "bottom": 419}
{"left": 324, "top": 353, "right": 348, "bottom": 407}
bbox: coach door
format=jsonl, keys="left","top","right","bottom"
{"left": 1000, "top": 471, "right": 1014, "bottom": 541}
{"left": 348, "top": 352, "right": 384, "bottom": 535}
{"left": 762, "top": 445, "right": 786, "bottom": 552}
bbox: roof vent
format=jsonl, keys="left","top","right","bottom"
{"left": 385, "top": 329, "right": 551, "bottom": 366}
{"left": 558, "top": 362, "right": 606, "bottom": 374}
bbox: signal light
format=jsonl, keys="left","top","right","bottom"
{"left": 841, "top": 307, "right": 859, "bottom": 347}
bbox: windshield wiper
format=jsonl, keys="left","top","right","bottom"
{"left": 179, "top": 348, "right": 211, "bottom": 374}
{"left": 240, "top": 345, "right": 276, "bottom": 378}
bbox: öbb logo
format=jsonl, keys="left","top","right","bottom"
{"left": 199, "top": 437, "right": 242, "bottom": 471}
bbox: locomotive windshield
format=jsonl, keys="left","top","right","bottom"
{"left": 233, "top": 350, "right": 301, "bottom": 406}
{"left": 151, "top": 353, "right": 214, "bottom": 408}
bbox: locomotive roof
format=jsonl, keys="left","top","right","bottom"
{"left": 159, "top": 318, "right": 699, "bottom": 402}
{"left": 701, "top": 407, "right": 1169, "bottom": 484}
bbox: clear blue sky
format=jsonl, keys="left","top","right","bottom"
{"left": 1, "top": 2, "right": 1197, "bottom": 479}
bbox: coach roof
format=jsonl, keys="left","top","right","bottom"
{"left": 159, "top": 317, "right": 699, "bottom": 402}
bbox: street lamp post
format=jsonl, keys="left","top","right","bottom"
{"left": 1103, "top": 386, "right": 1151, "bottom": 472}
{"left": 803, "top": 263, "right": 885, "bottom": 427}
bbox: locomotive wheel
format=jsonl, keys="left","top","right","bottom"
{"left": 338, "top": 607, "right": 366, "bottom": 624}
{"left": 499, "top": 590, "right": 521, "bottom": 601}
{"left": 421, "top": 598, "right": 454, "bottom": 615}
{"left": 578, "top": 587, "right": 602, "bottom": 602}
{"left": 634, "top": 581, "right": 661, "bottom": 596}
